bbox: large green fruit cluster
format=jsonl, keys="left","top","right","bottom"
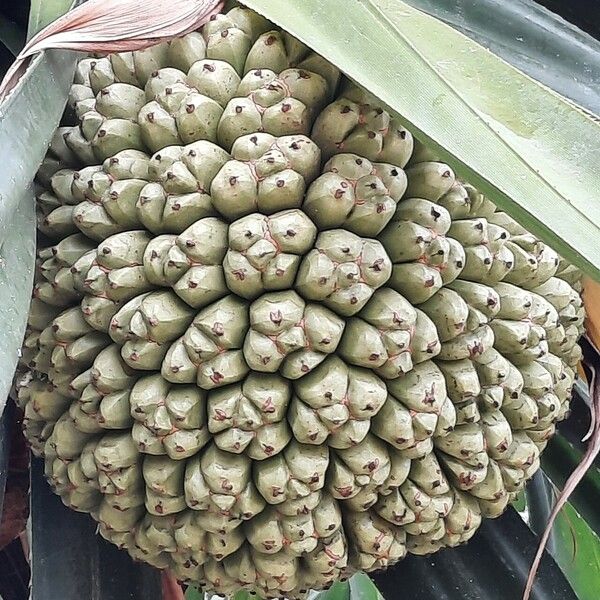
{"left": 19, "top": 5, "right": 584, "bottom": 598}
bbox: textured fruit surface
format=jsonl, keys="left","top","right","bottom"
{"left": 19, "top": 5, "right": 585, "bottom": 599}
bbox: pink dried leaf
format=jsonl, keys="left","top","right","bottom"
{"left": 0, "top": 0, "right": 225, "bottom": 100}
{"left": 523, "top": 335, "right": 600, "bottom": 600}
{"left": 161, "top": 570, "right": 185, "bottom": 600}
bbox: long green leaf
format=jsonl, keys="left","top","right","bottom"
{"left": 0, "top": 187, "right": 35, "bottom": 408}
{"left": 348, "top": 574, "right": 381, "bottom": 600}
{"left": 550, "top": 502, "right": 600, "bottom": 600}
{"left": 404, "top": 0, "right": 600, "bottom": 115}
{"left": 314, "top": 581, "right": 351, "bottom": 600}
{"left": 28, "top": 0, "right": 76, "bottom": 38}
{"left": 519, "top": 473, "right": 600, "bottom": 600}
{"left": 542, "top": 433, "right": 600, "bottom": 536}
{"left": 239, "top": 0, "right": 600, "bottom": 281}
{"left": 0, "top": 29, "right": 79, "bottom": 412}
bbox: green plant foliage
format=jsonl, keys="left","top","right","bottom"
{"left": 517, "top": 473, "right": 600, "bottom": 600}
{"left": 542, "top": 433, "right": 600, "bottom": 537}
{"left": 0, "top": 191, "right": 35, "bottom": 410}
{"left": 28, "top": 0, "right": 75, "bottom": 38}
{"left": 0, "top": 13, "right": 80, "bottom": 411}
{"left": 315, "top": 581, "right": 351, "bottom": 600}
{"left": 232, "top": 592, "right": 256, "bottom": 600}
{"left": 184, "top": 586, "right": 203, "bottom": 600}
{"left": 552, "top": 502, "right": 600, "bottom": 600}
{"left": 403, "top": 0, "right": 600, "bottom": 115}
{"left": 348, "top": 574, "right": 382, "bottom": 600}
{"left": 239, "top": 0, "right": 600, "bottom": 281}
